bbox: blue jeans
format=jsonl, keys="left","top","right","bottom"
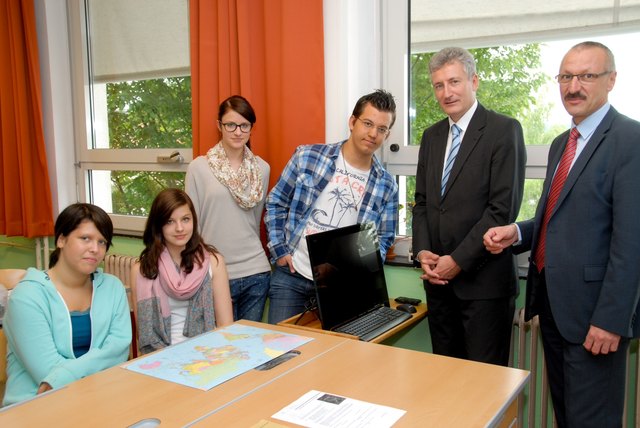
{"left": 229, "top": 271, "right": 271, "bottom": 322}
{"left": 267, "top": 265, "right": 315, "bottom": 324}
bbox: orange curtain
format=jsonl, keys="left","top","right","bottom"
{"left": 0, "top": 0, "right": 54, "bottom": 237}
{"left": 190, "top": 0, "right": 325, "bottom": 188}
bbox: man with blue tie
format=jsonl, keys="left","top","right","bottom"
{"left": 484, "top": 41, "right": 640, "bottom": 428}
{"left": 412, "top": 47, "right": 526, "bottom": 366}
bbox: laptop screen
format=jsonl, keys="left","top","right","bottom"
{"left": 306, "top": 223, "right": 390, "bottom": 331}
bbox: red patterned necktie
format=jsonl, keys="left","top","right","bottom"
{"left": 533, "top": 127, "right": 580, "bottom": 272}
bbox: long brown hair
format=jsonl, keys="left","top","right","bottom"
{"left": 139, "top": 188, "right": 218, "bottom": 279}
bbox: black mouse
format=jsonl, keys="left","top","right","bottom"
{"left": 396, "top": 303, "right": 417, "bottom": 314}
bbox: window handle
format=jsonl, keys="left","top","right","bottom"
{"left": 157, "top": 151, "right": 184, "bottom": 163}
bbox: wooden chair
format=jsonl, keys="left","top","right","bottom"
{"left": 0, "top": 269, "right": 26, "bottom": 291}
{"left": 0, "top": 269, "right": 27, "bottom": 403}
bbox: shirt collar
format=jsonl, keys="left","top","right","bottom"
{"left": 574, "top": 102, "right": 610, "bottom": 141}
{"left": 448, "top": 99, "right": 478, "bottom": 132}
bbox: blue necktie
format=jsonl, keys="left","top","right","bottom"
{"left": 441, "top": 124, "right": 461, "bottom": 195}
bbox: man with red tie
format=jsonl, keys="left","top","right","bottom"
{"left": 483, "top": 41, "right": 640, "bottom": 428}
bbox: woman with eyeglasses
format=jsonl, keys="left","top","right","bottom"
{"left": 186, "top": 95, "right": 271, "bottom": 322}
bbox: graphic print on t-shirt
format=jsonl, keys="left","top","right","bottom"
{"left": 292, "top": 153, "right": 371, "bottom": 279}
{"left": 306, "top": 162, "right": 369, "bottom": 235}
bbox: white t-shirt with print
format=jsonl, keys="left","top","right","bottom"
{"left": 292, "top": 152, "right": 370, "bottom": 279}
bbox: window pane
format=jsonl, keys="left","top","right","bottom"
{"left": 409, "top": 46, "right": 547, "bottom": 148}
{"left": 408, "top": 53, "right": 433, "bottom": 147}
{"left": 90, "top": 170, "right": 185, "bottom": 217}
{"left": 105, "top": 78, "right": 192, "bottom": 150}
{"left": 396, "top": 175, "right": 416, "bottom": 236}
{"left": 517, "top": 178, "right": 544, "bottom": 222}
{"left": 396, "top": 176, "right": 543, "bottom": 235}
{"left": 89, "top": 78, "right": 192, "bottom": 150}
{"left": 86, "top": 0, "right": 191, "bottom": 151}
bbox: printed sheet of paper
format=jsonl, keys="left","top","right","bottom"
{"left": 272, "top": 390, "right": 406, "bottom": 428}
{"left": 125, "top": 324, "right": 312, "bottom": 390}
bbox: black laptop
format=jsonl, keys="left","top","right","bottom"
{"left": 306, "top": 223, "right": 411, "bottom": 341}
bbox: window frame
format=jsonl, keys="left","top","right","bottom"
{"left": 67, "top": 0, "right": 192, "bottom": 235}
{"left": 382, "top": 0, "right": 640, "bottom": 183}
{"left": 380, "top": 0, "right": 551, "bottom": 181}
{"left": 62, "top": 0, "right": 638, "bottom": 236}
{"left": 381, "top": 2, "right": 640, "bottom": 244}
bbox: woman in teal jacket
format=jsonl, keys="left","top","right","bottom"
{"left": 2, "top": 204, "right": 132, "bottom": 406}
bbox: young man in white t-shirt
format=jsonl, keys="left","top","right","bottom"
{"left": 265, "top": 89, "right": 399, "bottom": 324}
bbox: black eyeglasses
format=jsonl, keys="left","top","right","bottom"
{"left": 555, "top": 71, "right": 612, "bottom": 84}
{"left": 356, "top": 117, "right": 390, "bottom": 135}
{"left": 219, "top": 121, "right": 252, "bottom": 133}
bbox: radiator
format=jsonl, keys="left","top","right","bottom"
{"left": 103, "top": 254, "right": 137, "bottom": 305}
{"left": 511, "top": 309, "right": 552, "bottom": 427}
{"left": 103, "top": 254, "right": 138, "bottom": 358}
{"left": 512, "top": 308, "right": 639, "bottom": 428}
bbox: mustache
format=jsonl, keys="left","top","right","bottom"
{"left": 564, "top": 92, "right": 586, "bottom": 101}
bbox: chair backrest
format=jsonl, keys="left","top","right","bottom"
{"left": 1, "top": 269, "right": 26, "bottom": 401}
{"left": 0, "top": 269, "right": 26, "bottom": 291}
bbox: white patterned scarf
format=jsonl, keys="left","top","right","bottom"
{"left": 206, "top": 142, "right": 264, "bottom": 210}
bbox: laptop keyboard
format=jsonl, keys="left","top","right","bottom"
{"left": 334, "top": 306, "right": 412, "bottom": 342}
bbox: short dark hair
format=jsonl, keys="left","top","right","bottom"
{"left": 49, "top": 203, "right": 113, "bottom": 268}
{"left": 351, "top": 89, "right": 397, "bottom": 128}
{"left": 139, "top": 188, "right": 218, "bottom": 279}
{"left": 570, "top": 41, "right": 616, "bottom": 72}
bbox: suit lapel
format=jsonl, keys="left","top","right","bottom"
{"left": 441, "top": 104, "right": 486, "bottom": 199}
{"left": 431, "top": 120, "right": 449, "bottom": 191}
{"left": 549, "top": 107, "right": 617, "bottom": 217}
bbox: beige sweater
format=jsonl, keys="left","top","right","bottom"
{"left": 185, "top": 155, "right": 271, "bottom": 279}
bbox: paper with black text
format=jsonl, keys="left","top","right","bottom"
{"left": 272, "top": 390, "right": 405, "bottom": 428}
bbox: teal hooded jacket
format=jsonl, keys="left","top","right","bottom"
{"left": 3, "top": 268, "right": 131, "bottom": 406}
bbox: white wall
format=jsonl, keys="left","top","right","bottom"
{"left": 323, "top": 0, "right": 382, "bottom": 143}
{"left": 34, "top": 0, "right": 77, "bottom": 215}
{"left": 323, "top": 0, "right": 408, "bottom": 163}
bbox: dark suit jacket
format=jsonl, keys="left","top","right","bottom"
{"left": 413, "top": 103, "right": 526, "bottom": 300}
{"left": 517, "top": 107, "right": 640, "bottom": 343}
